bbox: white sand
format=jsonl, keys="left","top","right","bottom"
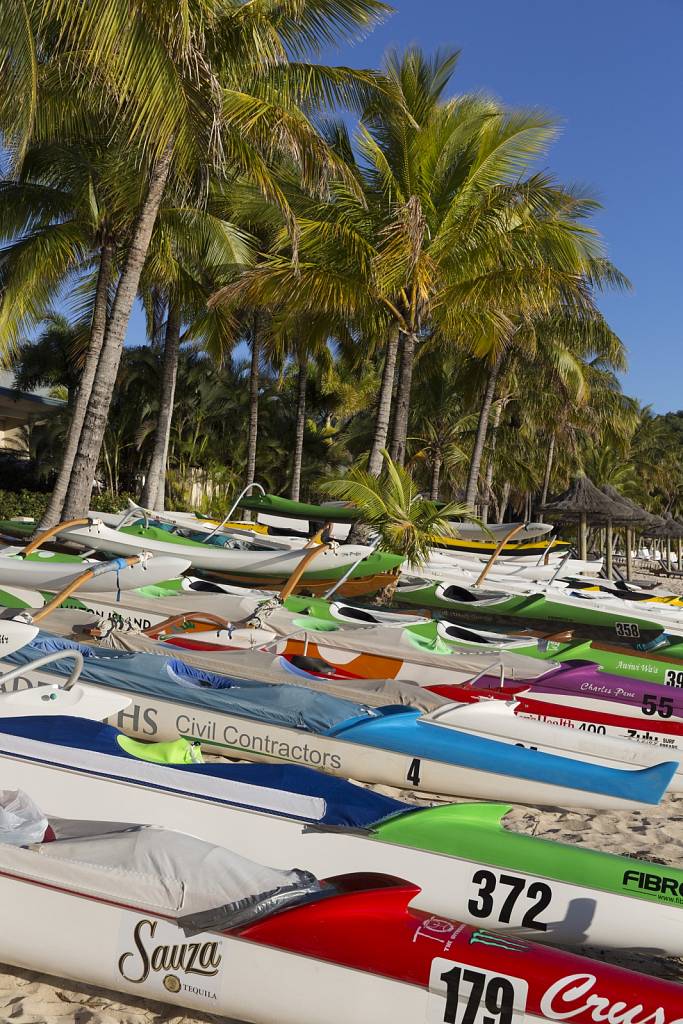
{"left": 1, "top": 792, "right": 682, "bottom": 1020}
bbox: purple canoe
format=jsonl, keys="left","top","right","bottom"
{"left": 471, "top": 660, "right": 683, "bottom": 722}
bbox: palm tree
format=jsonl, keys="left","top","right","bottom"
{"left": 137, "top": 189, "right": 253, "bottom": 508}
{"left": 0, "top": 136, "right": 136, "bottom": 527}
{"left": 463, "top": 302, "right": 630, "bottom": 510}
{"left": 2, "top": 0, "right": 392, "bottom": 518}
{"left": 319, "top": 451, "right": 476, "bottom": 570}
{"left": 216, "top": 48, "right": 628, "bottom": 481}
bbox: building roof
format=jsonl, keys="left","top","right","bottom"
{"left": 0, "top": 370, "right": 66, "bottom": 415}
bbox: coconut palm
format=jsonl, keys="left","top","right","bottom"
{"left": 137, "top": 188, "right": 253, "bottom": 508}
{"left": 464, "top": 305, "right": 630, "bottom": 510}
{"left": 215, "top": 48, "right": 629, "bottom": 480}
{"left": 2, "top": 0, "right": 392, "bottom": 518}
{"left": 0, "top": 137, "right": 140, "bottom": 526}
{"left": 319, "top": 450, "right": 476, "bottom": 569}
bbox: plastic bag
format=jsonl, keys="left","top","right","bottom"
{"left": 0, "top": 789, "right": 49, "bottom": 845}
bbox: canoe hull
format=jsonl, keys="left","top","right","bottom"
{"left": 1, "top": 736, "right": 681, "bottom": 954}
{"left": 1, "top": 843, "right": 681, "bottom": 1024}
{"left": 0, "top": 658, "right": 666, "bottom": 810}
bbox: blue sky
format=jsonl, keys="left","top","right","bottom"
{"left": 126, "top": 0, "right": 682, "bottom": 412}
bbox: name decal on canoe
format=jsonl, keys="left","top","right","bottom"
{"left": 622, "top": 869, "right": 683, "bottom": 904}
{"left": 118, "top": 918, "right": 223, "bottom": 1007}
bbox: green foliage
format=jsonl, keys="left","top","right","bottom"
{"left": 0, "top": 489, "right": 49, "bottom": 522}
{"left": 319, "top": 451, "right": 479, "bottom": 566}
{"left": 0, "top": 488, "right": 133, "bottom": 520}
{"left": 90, "top": 491, "right": 137, "bottom": 513}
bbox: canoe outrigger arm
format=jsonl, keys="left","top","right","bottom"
{"left": 323, "top": 537, "right": 381, "bottom": 600}
{"left": 473, "top": 523, "right": 527, "bottom": 587}
{"left": 20, "top": 517, "right": 94, "bottom": 557}
{"left": 18, "top": 554, "right": 152, "bottom": 624}
{"left": 202, "top": 482, "right": 266, "bottom": 543}
{"left": 0, "top": 648, "right": 84, "bottom": 691}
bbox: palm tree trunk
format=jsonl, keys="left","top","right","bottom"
{"left": 140, "top": 301, "right": 181, "bottom": 510}
{"left": 480, "top": 401, "right": 502, "bottom": 524}
{"left": 38, "top": 242, "right": 114, "bottom": 530}
{"left": 62, "top": 141, "right": 174, "bottom": 519}
{"left": 368, "top": 325, "right": 400, "bottom": 476}
{"left": 289, "top": 356, "right": 307, "bottom": 501}
{"left": 245, "top": 312, "right": 260, "bottom": 489}
{"left": 540, "top": 433, "right": 556, "bottom": 510}
{"left": 498, "top": 480, "right": 511, "bottom": 522}
{"left": 464, "top": 352, "right": 504, "bottom": 510}
{"left": 429, "top": 454, "right": 442, "bottom": 501}
{"left": 388, "top": 331, "right": 417, "bottom": 467}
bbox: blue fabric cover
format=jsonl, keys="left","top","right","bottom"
{"left": 0, "top": 716, "right": 408, "bottom": 828}
{"left": 4, "top": 634, "right": 377, "bottom": 735}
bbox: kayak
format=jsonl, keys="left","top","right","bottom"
{"left": 2, "top": 715, "right": 683, "bottom": 954}
{"left": 0, "top": 633, "right": 675, "bottom": 809}
{"left": 0, "top": 548, "right": 192, "bottom": 593}
{"left": 2, "top": 810, "right": 682, "bottom": 1023}
{"left": 393, "top": 575, "right": 683, "bottom": 640}
{"left": 56, "top": 519, "right": 404, "bottom": 592}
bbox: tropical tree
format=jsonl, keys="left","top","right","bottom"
{"left": 463, "top": 303, "right": 631, "bottom": 511}
{"left": 137, "top": 188, "right": 253, "bottom": 508}
{"left": 1, "top": 0, "right": 392, "bottom": 520}
{"left": 319, "top": 451, "right": 476, "bottom": 569}
{"left": 214, "top": 47, "right": 629, "bottom": 488}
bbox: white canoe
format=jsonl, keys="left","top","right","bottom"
{"left": 0, "top": 652, "right": 673, "bottom": 810}
{"left": 1, "top": 725, "right": 681, "bottom": 954}
{"left": 58, "top": 520, "right": 384, "bottom": 577}
{"left": 0, "top": 551, "right": 191, "bottom": 593}
{"left": 5, "top": 817, "right": 680, "bottom": 1024}
{"left": 0, "top": 680, "right": 131, "bottom": 719}
{"left": 0, "top": 619, "right": 39, "bottom": 656}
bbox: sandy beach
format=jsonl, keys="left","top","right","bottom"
{"left": 2, "top": 790, "right": 682, "bottom": 1022}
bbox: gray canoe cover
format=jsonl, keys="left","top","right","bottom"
{"left": 5, "top": 634, "right": 377, "bottom": 734}
{"left": 0, "top": 820, "right": 320, "bottom": 919}
{"left": 104, "top": 631, "right": 448, "bottom": 712}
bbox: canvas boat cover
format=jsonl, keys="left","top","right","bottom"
{"left": 0, "top": 716, "right": 409, "bottom": 828}
{"left": 3, "top": 634, "right": 379, "bottom": 734}
{"left": 101, "top": 631, "right": 447, "bottom": 712}
{"left": 0, "top": 817, "right": 322, "bottom": 921}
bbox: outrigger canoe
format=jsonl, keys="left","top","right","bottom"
{"left": 56, "top": 519, "right": 403, "bottom": 593}
{"left": 44, "top": 582, "right": 555, "bottom": 686}
{"left": 2, "top": 715, "right": 683, "bottom": 954}
{"left": 406, "top": 697, "right": 683, "bottom": 791}
{"left": 0, "top": 633, "right": 676, "bottom": 809}
{"left": 1, "top": 809, "right": 682, "bottom": 1023}
{"left": 392, "top": 575, "right": 683, "bottom": 641}
{"left": 428, "top": 665, "right": 683, "bottom": 758}
{"left": 407, "top": 619, "right": 683, "bottom": 687}
{"left": 0, "top": 547, "right": 191, "bottom": 593}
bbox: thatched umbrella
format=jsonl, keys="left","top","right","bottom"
{"left": 645, "top": 515, "right": 683, "bottom": 571}
{"left": 600, "top": 485, "right": 662, "bottom": 580}
{"left": 540, "top": 475, "right": 642, "bottom": 568}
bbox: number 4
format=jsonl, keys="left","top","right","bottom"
{"left": 407, "top": 757, "right": 421, "bottom": 786}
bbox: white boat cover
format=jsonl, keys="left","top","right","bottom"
{"left": 0, "top": 819, "right": 321, "bottom": 921}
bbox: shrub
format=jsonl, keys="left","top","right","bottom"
{"left": 0, "top": 489, "right": 135, "bottom": 521}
